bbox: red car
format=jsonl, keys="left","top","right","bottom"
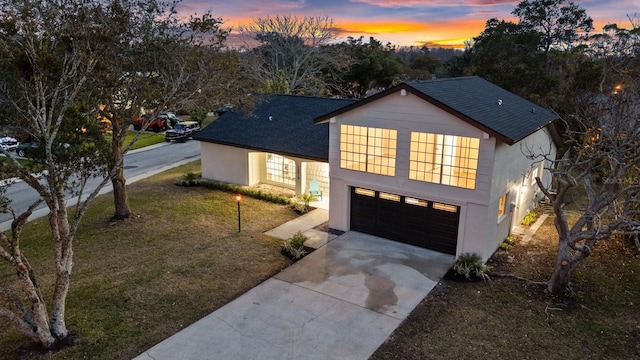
{"left": 131, "top": 115, "right": 168, "bottom": 132}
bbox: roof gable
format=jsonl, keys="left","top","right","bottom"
{"left": 194, "top": 94, "right": 356, "bottom": 161}
{"left": 315, "top": 76, "right": 558, "bottom": 145}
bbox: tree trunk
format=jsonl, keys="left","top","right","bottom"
{"left": 546, "top": 233, "right": 588, "bottom": 295}
{"left": 14, "top": 255, "right": 57, "bottom": 348}
{"left": 546, "top": 202, "right": 578, "bottom": 295}
{"left": 111, "top": 168, "right": 131, "bottom": 220}
{"left": 546, "top": 240, "right": 574, "bottom": 294}
{"left": 49, "top": 197, "right": 72, "bottom": 342}
{"left": 111, "top": 122, "right": 131, "bottom": 220}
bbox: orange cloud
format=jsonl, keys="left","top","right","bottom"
{"left": 334, "top": 17, "right": 488, "bottom": 48}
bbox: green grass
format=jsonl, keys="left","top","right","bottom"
{"left": 123, "top": 130, "right": 167, "bottom": 150}
{"left": 121, "top": 114, "right": 216, "bottom": 151}
{"left": 0, "top": 156, "right": 40, "bottom": 179}
{"left": 0, "top": 161, "right": 297, "bottom": 359}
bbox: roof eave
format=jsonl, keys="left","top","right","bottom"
{"left": 315, "top": 83, "right": 516, "bottom": 144}
{"left": 194, "top": 138, "right": 328, "bottom": 162}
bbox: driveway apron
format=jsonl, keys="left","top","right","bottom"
{"left": 135, "top": 231, "right": 454, "bottom": 360}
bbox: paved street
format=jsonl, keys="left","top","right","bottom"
{"left": 0, "top": 140, "right": 200, "bottom": 231}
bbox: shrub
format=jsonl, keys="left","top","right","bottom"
{"left": 453, "top": 253, "right": 491, "bottom": 281}
{"left": 290, "top": 193, "right": 316, "bottom": 214}
{"left": 282, "top": 231, "right": 308, "bottom": 260}
{"left": 499, "top": 235, "right": 517, "bottom": 250}
{"left": 177, "top": 171, "right": 200, "bottom": 186}
{"left": 504, "top": 235, "right": 516, "bottom": 245}
{"left": 521, "top": 210, "right": 538, "bottom": 226}
{"left": 197, "top": 180, "right": 290, "bottom": 205}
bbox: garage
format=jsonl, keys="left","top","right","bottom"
{"left": 350, "top": 187, "right": 459, "bottom": 254}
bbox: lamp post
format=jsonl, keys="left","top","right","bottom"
{"left": 235, "top": 194, "right": 241, "bottom": 232}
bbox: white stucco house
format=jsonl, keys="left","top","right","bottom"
{"left": 195, "top": 76, "right": 558, "bottom": 261}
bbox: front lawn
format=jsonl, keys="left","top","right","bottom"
{"left": 0, "top": 161, "right": 297, "bottom": 359}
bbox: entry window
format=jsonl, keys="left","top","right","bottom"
{"left": 497, "top": 193, "right": 507, "bottom": 219}
{"left": 266, "top": 153, "right": 296, "bottom": 186}
{"left": 340, "top": 125, "right": 397, "bottom": 176}
{"left": 409, "top": 132, "right": 479, "bottom": 189}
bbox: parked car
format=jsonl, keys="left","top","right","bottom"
{"left": 165, "top": 121, "right": 200, "bottom": 143}
{"left": 213, "top": 105, "right": 234, "bottom": 117}
{"left": 16, "top": 142, "right": 38, "bottom": 157}
{"left": 0, "top": 135, "right": 19, "bottom": 151}
{"left": 131, "top": 115, "right": 167, "bottom": 132}
{"left": 159, "top": 111, "right": 183, "bottom": 127}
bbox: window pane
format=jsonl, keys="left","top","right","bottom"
{"left": 498, "top": 194, "right": 507, "bottom": 218}
{"left": 405, "top": 197, "right": 428, "bottom": 207}
{"left": 379, "top": 192, "right": 400, "bottom": 201}
{"left": 409, "top": 132, "right": 479, "bottom": 189}
{"left": 355, "top": 188, "right": 375, "bottom": 197}
{"left": 433, "top": 202, "right": 457, "bottom": 212}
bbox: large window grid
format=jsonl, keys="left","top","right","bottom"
{"left": 340, "top": 125, "right": 397, "bottom": 176}
{"left": 409, "top": 132, "right": 479, "bottom": 189}
{"left": 266, "top": 153, "right": 296, "bottom": 186}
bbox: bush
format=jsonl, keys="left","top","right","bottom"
{"left": 282, "top": 231, "right": 308, "bottom": 260}
{"left": 290, "top": 193, "right": 316, "bottom": 214}
{"left": 499, "top": 235, "right": 517, "bottom": 250}
{"left": 196, "top": 180, "right": 291, "bottom": 205}
{"left": 453, "top": 253, "right": 491, "bottom": 281}
{"left": 521, "top": 210, "right": 538, "bottom": 226}
{"left": 504, "top": 235, "right": 516, "bottom": 245}
{"left": 177, "top": 171, "right": 200, "bottom": 186}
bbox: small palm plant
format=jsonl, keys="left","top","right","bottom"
{"left": 282, "top": 231, "right": 309, "bottom": 260}
{"left": 453, "top": 253, "right": 491, "bottom": 281}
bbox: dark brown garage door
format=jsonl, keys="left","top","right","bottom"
{"left": 350, "top": 187, "right": 459, "bottom": 254}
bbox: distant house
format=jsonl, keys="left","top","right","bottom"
{"left": 196, "top": 77, "right": 558, "bottom": 260}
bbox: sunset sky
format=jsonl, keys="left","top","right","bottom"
{"left": 177, "top": 0, "right": 638, "bottom": 49}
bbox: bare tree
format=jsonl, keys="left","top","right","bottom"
{"left": 238, "top": 15, "right": 348, "bottom": 95}
{"left": 530, "top": 18, "right": 640, "bottom": 295}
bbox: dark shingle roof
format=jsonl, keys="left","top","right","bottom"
{"left": 315, "top": 76, "right": 558, "bottom": 145}
{"left": 194, "top": 94, "right": 356, "bottom": 161}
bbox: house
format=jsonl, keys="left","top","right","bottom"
{"left": 196, "top": 77, "right": 558, "bottom": 261}
{"left": 194, "top": 94, "right": 356, "bottom": 197}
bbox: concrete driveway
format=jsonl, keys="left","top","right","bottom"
{"left": 135, "top": 231, "right": 454, "bottom": 360}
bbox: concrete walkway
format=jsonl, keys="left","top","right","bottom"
{"left": 135, "top": 210, "right": 454, "bottom": 360}
{"left": 264, "top": 208, "right": 338, "bottom": 249}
